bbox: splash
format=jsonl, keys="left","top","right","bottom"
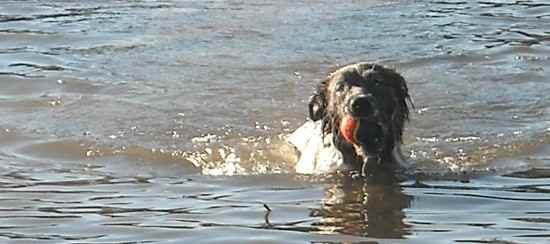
{"left": 185, "top": 133, "right": 298, "bottom": 176}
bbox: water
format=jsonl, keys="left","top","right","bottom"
{"left": 1, "top": 0, "right": 550, "bottom": 243}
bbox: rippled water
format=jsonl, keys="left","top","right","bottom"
{"left": 1, "top": 0, "right": 550, "bottom": 243}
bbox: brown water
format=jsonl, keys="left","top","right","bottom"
{"left": 1, "top": 0, "right": 550, "bottom": 243}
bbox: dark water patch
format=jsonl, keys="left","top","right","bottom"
{"left": 38, "top": 206, "right": 167, "bottom": 215}
{"left": 0, "top": 46, "right": 59, "bottom": 57}
{"left": 198, "top": 221, "right": 321, "bottom": 234}
{"left": 0, "top": 15, "right": 33, "bottom": 23}
{"left": 504, "top": 168, "right": 550, "bottom": 179}
{"left": 441, "top": 193, "right": 550, "bottom": 202}
{"left": 8, "top": 62, "right": 66, "bottom": 71}
{"left": 506, "top": 29, "right": 550, "bottom": 41}
{"left": 0, "top": 215, "right": 81, "bottom": 219}
{"left": 0, "top": 9, "right": 119, "bottom": 23}
{"left": 478, "top": 1, "right": 550, "bottom": 8}
{"left": 510, "top": 217, "right": 550, "bottom": 224}
{"left": 514, "top": 234, "right": 550, "bottom": 238}
{"left": 78, "top": 242, "right": 154, "bottom": 244}
{"left": 51, "top": 43, "right": 147, "bottom": 56}
{"left": 476, "top": 28, "right": 549, "bottom": 48}
{"left": 455, "top": 239, "right": 522, "bottom": 244}
{"left": 28, "top": 199, "right": 83, "bottom": 205}
{"left": 104, "top": 223, "right": 195, "bottom": 230}
{"left": 0, "top": 189, "right": 116, "bottom": 194}
{"left": 0, "top": 232, "right": 105, "bottom": 241}
{"left": 0, "top": 71, "right": 43, "bottom": 78}
{"left": 0, "top": 29, "right": 56, "bottom": 35}
{"left": 30, "top": 176, "right": 152, "bottom": 188}
{"left": 123, "top": 3, "right": 174, "bottom": 10}
{"left": 0, "top": 47, "right": 28, "bottom": 54}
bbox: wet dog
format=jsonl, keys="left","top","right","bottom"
{"left": 288, "top": 62, "right": 412, "bottom": 176}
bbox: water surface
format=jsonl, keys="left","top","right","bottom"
{"left": 1, "top": 0, "right": 550, "bottom": 243}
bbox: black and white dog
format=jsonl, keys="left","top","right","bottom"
{"left": 289, "top": 62, "right": 412, "bottom": 176}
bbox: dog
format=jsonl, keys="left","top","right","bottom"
{"left": 288, "top": 62, "right": 412, "bottom": 176}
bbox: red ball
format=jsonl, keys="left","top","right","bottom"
{"left": 339, "top": 116, "right": 359, "bottom": 144}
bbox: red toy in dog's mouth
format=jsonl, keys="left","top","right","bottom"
{"left": 340, "top": 115, "right": 359, "bottom": 145}
{"left": 340, "top": 115, "right": 386, "bottom": 155}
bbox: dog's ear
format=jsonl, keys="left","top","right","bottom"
{"left": 308, "top": 93, "right": 324, "bottom": 121}
{"left": 308, "top": 80, "right": 327, "bottom": 121}
{"left": 386, "top": 69, "right": 412, "bottom": 143}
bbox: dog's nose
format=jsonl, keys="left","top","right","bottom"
{"left": 349, "top": 95, "right": 375, "bottom": 117}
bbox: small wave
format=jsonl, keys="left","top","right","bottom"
{"left": 0, "top": 15, "right": 33, "bottom": 23}
{"left": 51, "top": 43, "right": 147, "bottom": 56}
{"left": 8, "top": 63, "right": 66, "bottom": 71}
{"left": 1, "top": 129, "right": 297, "bottom": 177}
{"left": 0, "top": 71, "right": 44, "bottom": 78}
{"left": 0, "top": 29, "right": 56, "bottom": 35}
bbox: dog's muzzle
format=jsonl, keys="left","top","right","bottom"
{"left": 341, "top": 94, "right": 386, "bottom": 176}
{"left": 340, "top": 94, "right": 380, "bottom": 146}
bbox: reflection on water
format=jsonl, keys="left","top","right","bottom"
{"left": 315, "top": 174, "right": 411, "bottom": 238}
{"left": 1, "top": 0, "right": 550, "bottom": 243}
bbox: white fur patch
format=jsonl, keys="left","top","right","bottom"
{"left": 287, "top": 120, "right": 346, "bottom": 174}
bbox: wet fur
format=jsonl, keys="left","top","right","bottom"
{"left": 308, "top": 63, "right": 412, "bottom": 171}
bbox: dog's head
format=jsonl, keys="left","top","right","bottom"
{"left": 309, "top": 63, "right": 412, "bottom": 171}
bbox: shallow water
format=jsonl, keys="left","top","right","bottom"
{"left": 1, "top": 0, "right": 550, "bottom": 243}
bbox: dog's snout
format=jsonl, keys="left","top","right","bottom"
{"left": 349, "top": 95, "right": 375, "bottom": 118}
